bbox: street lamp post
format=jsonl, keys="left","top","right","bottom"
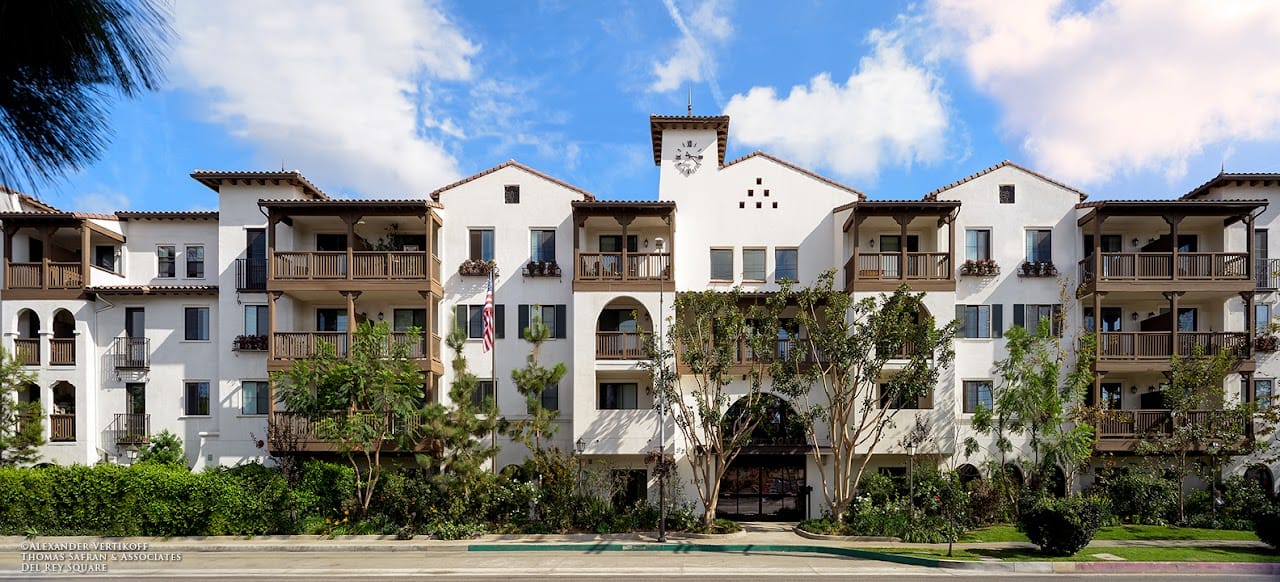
{"left": 907, "top": 442, "right": 917, "bottom": 527}
{"left": 1208, "top": 440, "right": 1219, "bottom": 525}
{"left": 655, "top": 237, "right": 668, "bottom": 543}
{"left": 575, "top": 437, "right": 586, "bottom": 496}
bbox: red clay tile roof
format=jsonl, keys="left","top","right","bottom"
{"left": 191, "top": 170, "right": 329, "bottom": 200}
{"left": 116, "top": 211, "right": 218, "bottom": 220}
{"left": 1180, "top": 172, "right": 1280, "bottom": 200}
{"left": 428, "top": 160, "right": 595, "bottom": 202}
{"left": 88, "top": 285, "right": 219, "bottom": 295}
{"left": 923, "top": 161, "right": 1088, "bottom": 202}
{"left": 722, "top": 151, "right": 865, "bottom": 200}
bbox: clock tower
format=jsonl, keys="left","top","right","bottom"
{"left": 650, "top": 114, "right": 729, "bottom": 202}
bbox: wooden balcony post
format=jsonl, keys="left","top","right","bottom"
{"left": 343, "top": 214, "right": 359, "bottom": 281}
{"left": 79, "top": 222, "right": 89, "bottom": 286}
{"left": 1246, "top": 213, "right": 1256, "bottom": 282}
{"left": 618, "top": 213, "right": 633, "bottom": 280}
{"left": 1093, "top": 214, "right": 1104, "bottom": 283}
{"left": 667, "top": 208, "right": 676, "bottom": 282}
{"left": 267, "top": 291, "right": 281, "bottom": 361}
{"left": 895, "top": 214, "right": 909, "bottom": 280}
{"left": 267, "top": 212, "right": 278, "bottom": 282}
{"left": 1165, "top": 214, "right": 1182, "bottom": 280}
{"left": 851, "top": 214, "right": 861, "bottom": 286}
{"left": 39, "top": 226, "right": 54, "bottom": 290}
{"left": 1242, "top": 291, "right": 1256, "bottom": 358}
{"left": 1165, "top": 291, "right": 1182, "bottom": 356}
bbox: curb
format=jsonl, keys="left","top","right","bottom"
{"left": 791, "top": 527, "right": 900, "bottom": 543}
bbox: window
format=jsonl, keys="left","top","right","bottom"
{"left": 999, "top": 184, "right": 1015, "bottom": 204}
{"left": 504, "top": 185, "right": 520, "bottom": 204}
{"left": 1257, "top": 304, "right": 1272, "bottom": 336}
{"left": 1256, "top": 379, "right": 1273, "bottom": 408}
{"left": 1100, "top": 383, "right": 1122, "bottom": 410}
{"left": 1083, "top": 307, "right": 1123, "bottom": 332}
{"left": 742, "top": 248, "right": 765, "bottom": 281}
{"left": 184, "top": 307, "right": 210, "bottom": 341}
{"left": 879, "top": 383, "right": 920, "bottom": 409}
{"left": 611, "top": 469, "right": 648, "bottom": 507}
{"left": 527, "top": 383, "right": 559, "bottom": 413}
{"left": 956, "top": 304, "right": 1001, "bottom": 338}
{"left": 1025, "top": 230, "right": 1051, "bottom": 263}
{"left": 472, "top": 379, "right": 495, "bottom": 406}
{"left": 242, "top": 381, "right": 269, "bottom": 415}
{"left": 963, "top": 380, "right": 993, "bottom": 413}
{"left": 469, "top": 229, "right": 495, "bottom": 261}
{"left": 1015, "top": 304, "right": 1061, "bottom": 336}
{"left": 530, "top": 229, "right": 555, "bottom": 262}
{"left": 186, "top": 245, "right": 205, "bottom": 278}
{"left": 94, "top": 245, "right": 117, "bottom": 272}
{"left": 316, "top": 309, "right": 347, "bottom": 332}
{"left": 184, "top": 381, "right": 210, "bottom": 416}
{"left": 775, "top": 248, "right": 798, "bottom": 282}
{"left": 965, "top": 229, "right": 991, "bottom": 261}
{"left": 393, "top": 308, "right": 426, "bottom": 331}
{"left": 598, "top": 383, "right": 638, "bottom": 409}
{"left": 157, "top": 245, "right": 176, "bottom": 278}
{"left": 244, "top": 305, "right": 268, "bottom": 336}
{"left": 710, "top": 248, "right": 733, "bottom": 281}
{"left": 456, "top": 304, "right": 505, "bottom": 339}
{"left": 519, "top": 304, "right": 566, "bottom": 339}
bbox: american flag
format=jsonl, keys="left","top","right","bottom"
{"left": 482, "top": 274, "right": 495, "bottom": 352}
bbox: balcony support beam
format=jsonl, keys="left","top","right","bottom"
{"left": 1242, "top": 290, "right": 1257, "bottom": 359}
{"left": 1245, "top": 213, "right": 1256, "bottom": 281}
{"left": 1164, "top": 214, "right": 1183, "bottom": 280}
{"left": 79, "top": 223, "right": 90, "bottom": 285}
{"left": 1164, "top": 291, "right": 1184, "bottom": 355}
{"left": 895, "top": 215, "right": 910, "bottom": 281}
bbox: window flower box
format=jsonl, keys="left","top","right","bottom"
{"left": 523, "top": 260, "right": 561, "bottom": 277}
{"left": 459, "top": 259, "right": 498, "bottom": 277}
{"left": 1019, "top": 261, "right": 1058, "bottom": 277}
{"left": 233, "top": 334, "right": 268, "bottom": 351}
{"left": 1254, "top": 335, "right": 1279, "bottom": 352}
{"left": 960, "top": 259, "right": 1000, "bottom": 277}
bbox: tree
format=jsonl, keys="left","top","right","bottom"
{"left": 966, "top": 317, "right": 1096, "bottom": 492}
{"left": 0, "top": 348, "right": 41, "bottom": 466}
{"left": 137, "top": 429, "right": 185, "bottom": 467}
{"left": 772, "top": 273, "right": 958, "bottom": 523}
{"left": 509, "top": 310, "right": 566, "bottom": 456}
{"left": 1135, "top": 345, "right": 1244, "bottom": 522}
{"left": 645, "top": 288, "right": 778, "bottom": 527}
{"left": 0, "top": 0, "right": 170, "bottom": 189}
{"left": 272, "top": 321, "right": 428, "bottom": 518}
{"left": 421, "top": 324, "right": 501, "bottom": 495}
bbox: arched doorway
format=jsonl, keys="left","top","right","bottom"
{"left": 716, "top": 394, "right": 808, "bottom": 521}
{"left": 595, "top": 297, "right": 652, "bottom": 359}
{"left": 957, "top": 464, "right": 982, "bottom": 487}
{"left": 50, "top": 381, "right": 75, "bottom": 442}
{"left": 14, "top": 309, "right": 39, "bottom": 365}
{"left": 16, "top": 383, "right": 39, "bottom": 435}
{"left": 1002, "top": 463, "right": 1025, "bottom": 488}
{"left": 1245, "top": 465, "right": 1275, "bottom": 498}
{"left": 50, "top": 309, "right": 75, "bottom": 366}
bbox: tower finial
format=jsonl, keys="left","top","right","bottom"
{"left": 687, "top": 85, "right": 693, "bottom": 117}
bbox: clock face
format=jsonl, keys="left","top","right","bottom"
{"left": 674, "top": 139, "right": 703, "bottom": 176}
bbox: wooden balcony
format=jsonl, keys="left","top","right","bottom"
{"left": 5, "top": 261, "right": 84, "bottom": 290}
{"left": 270, "top": 251, "right": 437, "bottom": 291}
{"left": 596, "top": 331, "right": 649, "bottom": 359}
{"left": 13, "top": 338, "right": 38, "bottom": 366}
{"left": 1079, "top": 252, "right": 1251, "bottom": 292}
{"left": 49, "top": 338, "right": 75, "bottom": 366}
{"left": 270, "top": 331, "right": 436, "bottom": 371}
{"left": 575, "top": 252, "right": 671, "bottom": 289}
{"left": 112, "top": 413, "right": 149, "bottom": 445}
{"left": 1096, "top": 331, "right": 1249, "bottom": 359}
{"left": 267, "top": 410, "right": 439, "bottom": 454}
{"left": 844, "top": 252, "right": 954, "bottom": 292}
{"left": 49, "top": 413, "right": 75, "bottom": 442}
{"left": 1095, "top": 409, "right": 1252, "bottom": 452}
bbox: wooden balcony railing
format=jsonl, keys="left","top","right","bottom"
{"left": 48, "top": 338, "right": 74, "bottom": 366}
{"left": 431, "top": 333, "right": 442, "bottom": 364}
{"left": 5, "top": 261, "right": 84, "bottom": 289}
{"left": 269, "top": 410, "right": 434, "bottom": 452}
{"left": 1096, "top": 409, "right": 1252, "bottom": 441}
{"left": 271, "top": 251, "right": 431, "bottom": 281}
{"left": 49, "top": 413, "right": 75, "bottom": 442}
{"left": 431, "top": 254, "right": 442, "bottom": 283}
{"left": 846, "top": 252, "right": 952, "bottom": 281}
{"left": 1079, "top": 252, "right": 1249, "bottom": 283}
{"left": 389, "top": 331, "right": 426, "bottom": 359}
{"left": 111, "top": 337, "right": 149, "bottom": 369}
{"left": 112, "top": 413, "right": 149, "bottom": 445}
{"left": 13, "top": 338, "right": 38, "bottom": 366}
{"left": 576, "top": 252, "right": 671, "bottom": 281}
{"left": 596, "top": 331, "right": 649, "bottom": 359}
{"left": 1096, "top": 331, "right": 1249, "bottom": 360}
{"left": 272, "top": 332, "right": 433, "bottom": 361}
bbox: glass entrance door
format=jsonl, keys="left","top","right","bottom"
{"left": 716, "top": 455, "right": 805, "bottom": 521}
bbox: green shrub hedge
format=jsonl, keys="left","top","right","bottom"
{"left": 1018, "top": 492, "right": 1110, "bottom": 556}
{"left": 1254, "top": 501, "right": 1280, "bottom": 550}
{"left": 0, "top": 462, "right": 351, "bottom": 536}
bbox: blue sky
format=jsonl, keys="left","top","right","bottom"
{"left": 29, "top": 0, "right": 1280, "bottom": 212}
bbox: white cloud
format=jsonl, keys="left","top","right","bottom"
{"left": 71, "top": 190, "right": 130, "bottom": 214}
{"left": 723, "top": 35, "right": 949, "bottom": 180}
{"left": 649, "top": 0, "right": 732, "bottom": 105}
{"left": 172, "top": 0, "right": 477, "bottom": 196}
{"left": 927, "top": 0, "right": 1280, "bottom": 184}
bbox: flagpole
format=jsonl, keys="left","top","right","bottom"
{"left": 490, "top": 268, "right": 497, "bottom": 474}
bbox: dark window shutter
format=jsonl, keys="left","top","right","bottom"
{"left": 518, "top": 305, "right": 529, "bottom": 340}
{"left": 1013, "top": 304, "right": 1025, "bottom": 329}
{"left": 495, "top": 305, "right": 505, "bottom": 339}
{"left": 455, "top": 305, "right": 467, "bottom": 334}
{"left": 555, "top": 305, "right": 567, "bottom": 338}
{"left": 955, "top": 305, "right": 967, "bottom": 338}
{"left": 992, "top": 304, "right": 1003, "bottom": 338}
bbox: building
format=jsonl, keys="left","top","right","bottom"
{"left": 2, "top": 115, "right": 1275, "bottom": 517}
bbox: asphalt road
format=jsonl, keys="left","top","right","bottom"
{"left": 1, "top": 549, "right": 1277, "bottom": 581}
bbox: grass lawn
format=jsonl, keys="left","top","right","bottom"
{"left": 866, "top": 546, "right": 1279, "bottom": 563}
{"left": 960, "top": 524, "right": 1259, "bottom": 543}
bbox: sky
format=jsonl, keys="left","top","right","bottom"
{"left": 26, "top": 0, "right": 1280, "bottom": 212}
